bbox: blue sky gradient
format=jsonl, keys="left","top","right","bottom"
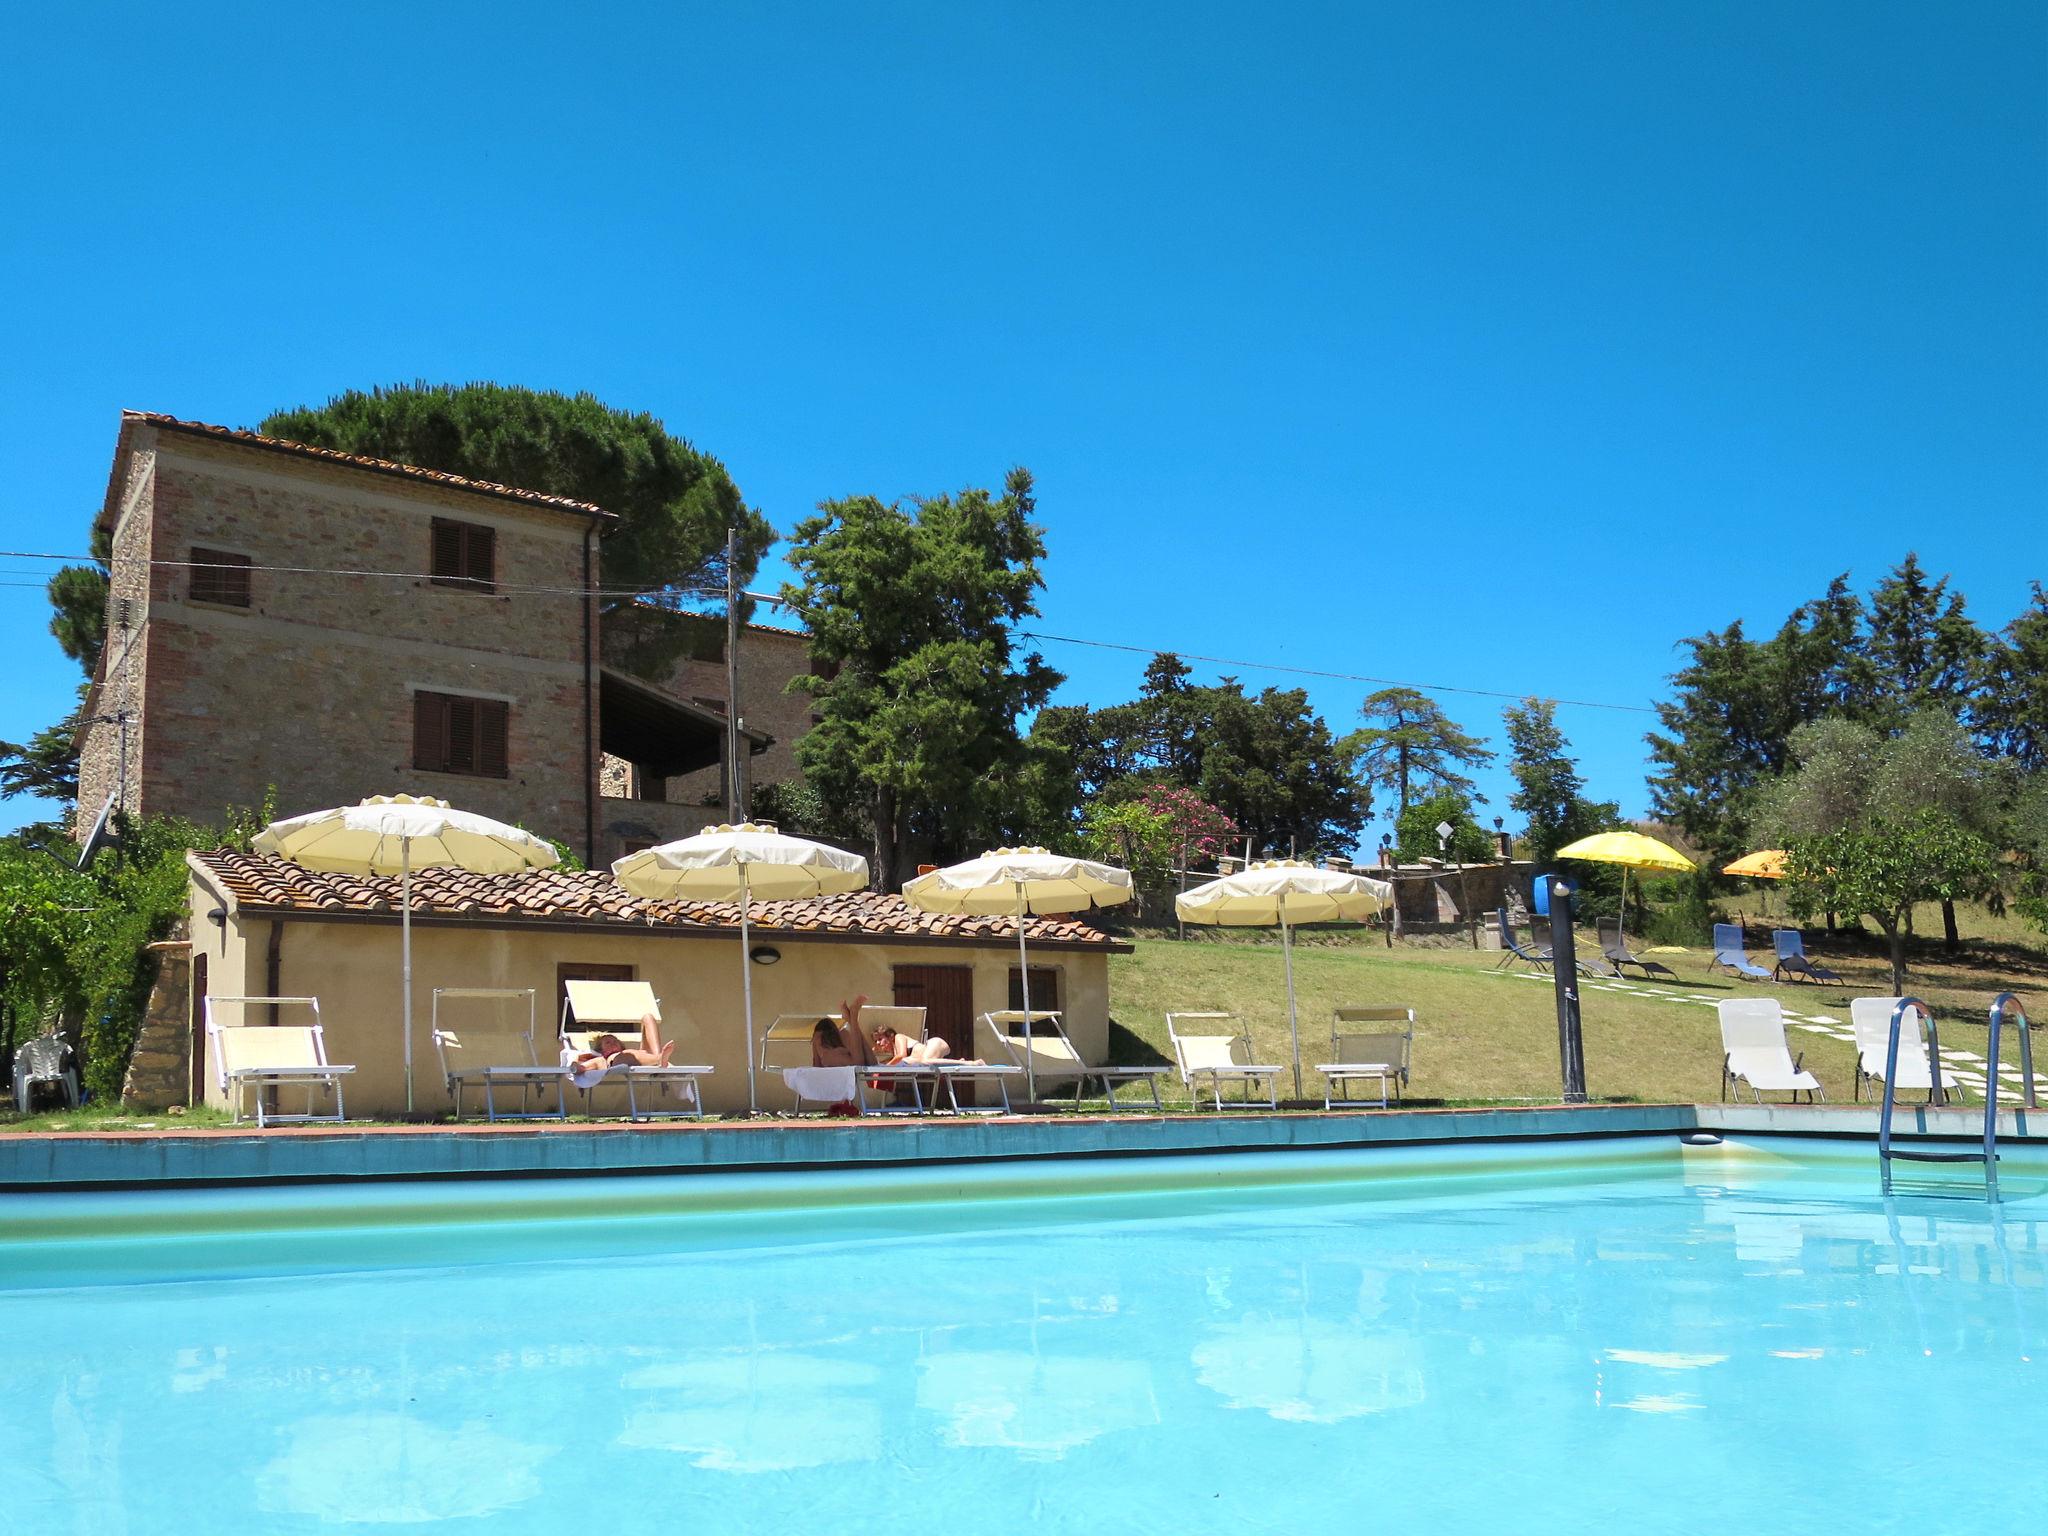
{"left": 2, "top": 2, "right": 2042, "bottom": 846}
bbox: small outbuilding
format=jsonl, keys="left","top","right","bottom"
{"left": 185, "top": 851, "right": 1130, "bottom": 1118}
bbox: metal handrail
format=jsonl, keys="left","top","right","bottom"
{"left": 1986, "top": 992, "right": 2036, "bottom": 1161}
{"left": 1878, "top": 997, "right": 1934, "bottom": 1164}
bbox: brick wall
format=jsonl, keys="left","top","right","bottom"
{"left": 84, "top": 423, "right": 603, "bottom": 852}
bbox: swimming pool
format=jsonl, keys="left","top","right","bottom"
{"left": 3, "top": 1135, "right": 2043, "bottom": 1533}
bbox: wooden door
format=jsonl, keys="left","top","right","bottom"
{"left": 894, "top": 964, "right": 975, "bottom": 1102}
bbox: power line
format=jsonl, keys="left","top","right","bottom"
{"left": 1016, "top": 630, "right": 1658, "bottom": 715}
{"left": 1, "top": 551, "right": 1659, "bottom": 715}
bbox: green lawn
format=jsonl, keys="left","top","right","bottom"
{"left": 1108, "top": 910, "right": 2048, "bottom": 1107}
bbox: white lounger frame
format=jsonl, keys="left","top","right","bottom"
{"left": 764, "top": 1007, "right": 1019, "bottom": 1114}
{"left": 204, "top": 995, "right": 355, "bottom": 1128}
{"left": 1318, "top": 1006, "right": 1415, "bottom": 1109}
{"left": 981, "top": 1010, "right": 1166, "bottom": 1111}
{"left": 1717, "top": 998, "right": 1825, "bottom": 1103}
{"left": 431, "top": 988, "right": 567, "bottom": 1122}
{"left": 559, "top": 980, "right": 714, "bottom": 1121}
{"left": 1165, "top": 1012, "right": 1281, "bottom": 1110}
{"left": 1850, "top": 995, "right": 1952, "bottom": 1104}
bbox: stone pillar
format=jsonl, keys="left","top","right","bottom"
{"left": 121, "top": 933, "right": 192, "bottom": 1111}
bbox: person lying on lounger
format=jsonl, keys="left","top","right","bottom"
{"left": 870, "top": 1023, "right": 983, "bottom": 1066}
{"left": 566, "top": 1013, "right": 676, "bottom": 1075}
{"left": 811, "top": 996, "right": 879, "bottom": 1068}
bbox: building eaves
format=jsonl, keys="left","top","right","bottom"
{"left": 123, "top": 411, "right": 616, "bottom": 522}
{"left": 190, "top": 851, "right": 1131, "bottom": 952}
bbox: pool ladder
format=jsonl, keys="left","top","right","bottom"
{"left": 1878, "top": 993, "right": 2034, "bottom": 1196}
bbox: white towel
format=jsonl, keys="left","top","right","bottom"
{"left": 782, "top": 1066, "right": 857, "bottom": 1105}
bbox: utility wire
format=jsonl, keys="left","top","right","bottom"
{"left": 0, "top": 551, "right": 1658, "bottom": 715}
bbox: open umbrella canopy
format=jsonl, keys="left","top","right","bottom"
{"left": 613, "top": 824, "right": 869, "bottom": 1114}
{"left": 1553, "top": 831, "right": 1696, "bottom": 873}
{"left": 1176, "top": 861, "right": 1393, "bottom": 1099}
{"left": 612, "top": 822, "right": 870, "bottom": 901}
{"left": 1174, "top": 860, "right": 1392, "bottom": 925}
{"left": 253, "top": 794, "right": 559, "bottom": 875}
{"left": 254, "top": 795, "right": 559, "bottom": 1114}
{"left": 904, "top": 849, "right": 1132, "bottom": 1103}
{"left": 1722, "top": 849, "right": 1788, "bottom": 880}
{"left": 901, "top": 848, "right": 1133, "bottom": 915}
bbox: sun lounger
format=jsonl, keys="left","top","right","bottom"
{"left": 1317, "top": 1006, "right": 1414, "bottom": 1109}
{"left": 430, "top": 987, "right": 567, "bottom": 1121}
{"left": 980, "top": 1010, "right": 1168, "bottom": 1111}
{"left": 1492, "top": 908, "right": 1553, "bottom": 972}
{"left": 1711, "top": 923, "right": 1772, "bottom": 981}
{"left": 559, "top": 980, "right": 713, "bottom": 1120}
{"left": 11, "top": 1032, "right": 79, "bottom": 1114}
{"left": 204, "top": 996, "right": 355, "bottom": 1127}
{"left": 782, "top": 1064, "right": 861, "bottom": 1113}
{"left": 1165, "top": 1012, "right": 1281, "bottom": 1109}
{"left": 1850, "top": 995, "right": 1952, "bottom": 1104}
{"left": 1772, "top": 929, "right": 1843, "bottom": 986}
{"left": 866, "top": 1007, "right": 1021, "bottom": 1113}
{"left": 1597, "top": 919, "right": 1677, "bottom": 982}
{"left": 1716, "top": 998, "right": 1824, "bottom": 1103}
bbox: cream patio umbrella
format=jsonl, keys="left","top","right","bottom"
{"left": 254, "top": 794, "right": 560, "bottom": 1114}
{"left": 902, "top": 848, "right": 1133, "bottom": 1104}
{"left": 612, "top": 823, "right": 870, "bottom": 1114}
{"left": 1555, "top": 830, "right": 1696, "bottom": 940}
{"left": 1175, "top": 860, "right": 1392, "bottom": 1100}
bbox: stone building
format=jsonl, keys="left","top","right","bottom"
{"left": 75, "top": 412, "right": 815, "bottom": 864}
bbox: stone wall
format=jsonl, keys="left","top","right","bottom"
{"left": 80, "top": 424, "right": 603, "bottom": 853}
{"left": 121, "top": 932, "right": 191, "bottom": 1110}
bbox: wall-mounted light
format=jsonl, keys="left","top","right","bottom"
{"left": 207, "top": 906, "right": 227, "bottom": 930}
{"left": 749, "top": 945, "right": 781, "bottom": 966}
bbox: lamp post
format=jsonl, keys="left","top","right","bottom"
{"left": 1379, "top": 833, "right": 1398, "bottom": 946}
{"left": 1548, "top": 876, "right": 1588, "bottom": 1102}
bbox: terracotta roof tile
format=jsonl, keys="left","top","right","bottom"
{"left": 130, "top": 412, "right": 614, "bottom": 520}
{"left": 192, "top": 852, "right": 1127, "bottom": 950}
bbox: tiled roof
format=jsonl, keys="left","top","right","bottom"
{"left": 129, "top": 412, "right": 613, "bottom": 520}
{"left": 191, "top": 852, "right": 1127, "bottom": 950}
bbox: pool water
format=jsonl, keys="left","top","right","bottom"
{"left": 4, "top": 1136, "right": 2045, "bottom": 1534}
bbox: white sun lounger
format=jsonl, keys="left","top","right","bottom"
{"left": 980, "top": 1010, "right": 1167, "bottom": 1111}
{"left": 205, "top": 996, "right": 355, "bottom": 1127}
{"left": 560, "top": 980, "right": 713, "bottom": 1120}
{"left": 431, "top": 987, "right": 567, "bottom": 1122}
{"left": 1165, "top": 1012, "right": 1281, "bottom": 1109}
{"left": 864, "top": 1005, "right": 1020, "bottom": 1114}
{"left": 1317, "top": 1006, "right": 1415, "bottom": 1109}
{"left": 760, "top": 1010, "right": 930, "bottom": 1113}
{"left": 1851, "top": 995, "right": 1953, "bottom": 1104}
{"left": 1716, "top": 998, "right": 1824, "bottom": 1103}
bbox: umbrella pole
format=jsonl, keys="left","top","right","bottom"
{"left": 1283, "top": 909, "right": 1301, "bottom": 1101}
{"left": 1017, "top": 882, "right": 1034, "bottom": 1106}
{"left": 740, "top": 865, "right": 757, "bottom": 1115}
{"left": 401, "top": 842, "right": 414, "bottom": 1116}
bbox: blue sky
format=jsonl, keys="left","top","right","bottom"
{"left": 2, "top": 2, "right": 2043, "bottom": 848}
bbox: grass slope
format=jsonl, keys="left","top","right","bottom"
{"left": 1109, "top": 914, "right": 2048, "bottom": 1107}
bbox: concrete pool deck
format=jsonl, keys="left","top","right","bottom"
{"left": 0, "top": 1100, "right": 2041, "bottom": 1188}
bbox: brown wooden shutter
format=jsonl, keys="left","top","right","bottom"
{"left": 413, "top": 692, "right": 450, "bottom": 773}
{"left": 430, "top": 521, "right": 463, "bottom": 586}
{"left": 478, "top": 699, "right": 509, "bottom": 778}
{"left": 468, "top": 524, "right": 496, "bottom": 591}
{"left": 446, "top": 697, "right": 478, "bottom": 775}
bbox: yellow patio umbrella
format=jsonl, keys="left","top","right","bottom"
{"left": 1722, "top": 849, "right": 1787, "bottom": 880}
{"left": 1554, "top": 830, "right": 1696, "bottom": 936}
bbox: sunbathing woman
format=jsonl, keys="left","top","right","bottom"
{"left": 566, "top": 1012, "right": 676, "bottom": 1075}
{"left": 811, "top": 996, "right": 878, "bottom": 1068}
{"left": 870, "top": 1024, "right": 983, "bottom": 1067}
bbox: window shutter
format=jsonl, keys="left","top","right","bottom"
{"left": 468, "top": 524, "right": 496, "bottom": 591}
{"left": 413, "top": 692, "right": 449, "bottom": 773}
{"left": 190, "top": 547, "right": 251, "bottom": 607}
{"left": 478, "top": 699, "right": 509, "bottom": 778}
{"left": 447, "top": 696, "right": 478, "bottom": 775}
{"left": 431, "top": 521, "right": 463, "bottom": 585}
